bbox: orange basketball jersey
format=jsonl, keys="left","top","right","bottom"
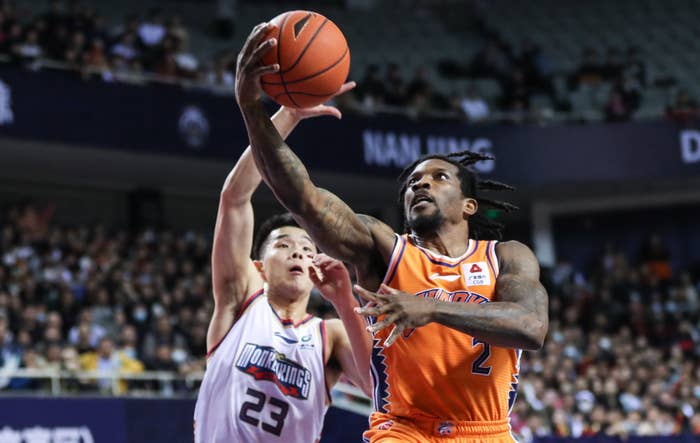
{"left": 369, "top": 234, "right": 521, "bottom": 422}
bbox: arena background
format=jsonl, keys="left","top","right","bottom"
{"left": 1, "top": 0, "right": 700, "bottom": 441}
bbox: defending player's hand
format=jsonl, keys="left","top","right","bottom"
{"left": 308, "top": 253, "right": 353, "bottom": 306}
{"left": 235, "top": 22, "right": 280, "bottom": 108}
{"left": 284, "top": 81, "right": 357, "bottom": 120}
{"left": 354, "top": 284, "right": 437, "bottom": 347}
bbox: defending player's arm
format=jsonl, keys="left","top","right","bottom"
{"left": 355, "top": 241, "right": 548, "bottom": 350}
{"left": 208, "top": 106, "right": 340, "bottom": 354}
{"left": 234, "top": 23, "right": 395, "bottom": 273}
{"left": 309, "top": 254, "right": 373, "bottom": 396}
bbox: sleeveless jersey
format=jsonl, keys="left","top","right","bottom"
{"left": 194, "top": 290, "right": 329, "bottom": 443}
{"left": 369, "top": 235, "right": 522, "bottom": 422}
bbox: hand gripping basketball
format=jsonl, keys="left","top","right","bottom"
{"left": 235, "top": 22, "right": 281, "bottom": 108}
{"left": 259, "top": 11, "right": 351, "bottom": 108}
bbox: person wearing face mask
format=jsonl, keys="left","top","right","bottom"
{"left": 193, "top": 91, "right": 372, "bottom": 443}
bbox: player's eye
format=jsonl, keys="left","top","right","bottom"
{"left": 407, "top": 177, "right": 417, "bottom": 185}
{"left": 437, "top": 172, "right": 449, "bottom": 180}
{"left": 303, "top": 246, "right": 312, "bottom": 252}
{"left": 277, "top": 243, "right": 289, "bottom": 248}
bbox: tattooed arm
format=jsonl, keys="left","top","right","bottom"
{"left": 431, "top": 241, "right": 548, "bottom": 349}
{"left": 355, "top": 241, "right": 548, "bottom": 350}
{"left": 435, "top": 241, "right": 549, "bottom": 349}
{"left": 234, "top": 23, "right": 395, "bottom": 270}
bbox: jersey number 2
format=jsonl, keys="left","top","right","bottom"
{"left": 239, "top": 388, "right": 289, "bottom": 436}
{"left": 471, "top": 338, "right": 492, "bottom": 375}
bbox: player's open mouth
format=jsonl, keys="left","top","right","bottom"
{"left": 289, "top": 265, "right": 304, "bottom": 275}
{"left": 411, "top": 193, "right": 434, "bottom": 209}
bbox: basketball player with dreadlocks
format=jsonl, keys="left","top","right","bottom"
{"left": 235, "top": 23, "right": 549, "bottom": 443}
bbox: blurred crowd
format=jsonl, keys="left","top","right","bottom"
{"left": 354, "top": 38, "right": 699, "bottom": 124}
{"left": 2, "top": 201, "right": 700, "bottom": 439}
{"left": 513, "top": 237, "right": 700, "bottom": 440}
{"left": 1, "top": 0, "right": 697, "bottom": 123}
{"left": 0, "top": 202, "right": 211, "bottom": 395}
{"left": 0, "top": 0, "right": 235, "bottom": 87}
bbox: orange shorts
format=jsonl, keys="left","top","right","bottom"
{"left": 363, "top": 412, "right": 517, "bottom": 443}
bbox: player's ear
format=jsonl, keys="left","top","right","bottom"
{"left": 253, "top": 260, "right": 268, "bottom": 281}
{"left": 463, "top": 197, "right": 478, "bottom": 217}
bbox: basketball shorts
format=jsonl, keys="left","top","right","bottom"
{"left": 363, "top": 412, "right": 517, "bottom": 443}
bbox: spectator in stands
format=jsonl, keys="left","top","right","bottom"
{"left": 63, "top": 30, "right": 85, "bottom": 67}
{"left": 11, "top": 28, "right": 42, "bottom": 64}
{"left": 406, "top": 66, "right": 432, "bottom": 104}
{"left": 138, "top": 8, "right": 166, "bottom": 49}
{"left": 206, "top": 59, "right": 234, "bottom": 88}
{"left": 118, "top": 325, "right": 139, "bottom": 361}
{"left": 110, "top": 31, "right": 138, "bottom": 70}
{"left": 165, "top": 15, "right": 188, "bottom": 47}
{"left": 172, "top": 37, "right": 199, "bottom": 79}
{"left": 604, "top": 90, "right": 632, "bottom": 122}
{"left": 82, "top": 37, "right": 109, "bottom": 78}
{"left": 9, "top": 348, "right": 46, "bottom": 391}
{"left": 572, "top": 47, "right": 604, "bottom": 88}
{"left": 68, "top": 309, "right": 105, "bottom": 352}
{"left": 468, "top": 38, "right": 512, "bottom": 80}
{"left": 502, "top": 69, "right": 531, "bottom": 120}
{"left": 640, "top": 234, "right": 672, "bottom": 281}
{"left": 358, "top": 64, "right": 385, "bottom": 108}
{"left": 384, "top": 63, "right": 406, "bottom": 106}
{"left": 459, "top": 85, "right": 490, "bottom": 122}
{"left": 78, "top": 336, "right": 143, "bottom": 394}
{"left": 624, "top": 46, "right": 646, "bottom": 86}
{"left": 602, "top": 48, "right": 624, "bottom": 81}
{"left": 145, "top": 343, "right": 179, "bottom": 394}
{"left": 666, "top": 89, "right": 700, "bottom": 123}
{"left": 0, "top": 22, "right": 22, "bottom": 57}
{"left": 515, "top": 39, "right": 552, "bottom": 96}
{"left": 153, "top": 36, "right": 178, "bottom": 79}
{"left": 141, "top": 316, "right": 187, "bottom": 363}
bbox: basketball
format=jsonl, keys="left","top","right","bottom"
{"left": 261, "top": 11, "right": 350, "bottom": 108}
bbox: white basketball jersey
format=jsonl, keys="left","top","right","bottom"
{"left": 194, "top": 290, "right": 329, "bottom": 443}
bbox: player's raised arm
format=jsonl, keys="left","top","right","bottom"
{"left": 208, "top": 95, "right": 354, "bottom": 354}
{"left": 234, "top": 23, "right": 395, "bottom": 271}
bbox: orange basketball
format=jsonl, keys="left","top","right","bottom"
{"left": 261, "top": 11, "right": 350, "bottom": 108}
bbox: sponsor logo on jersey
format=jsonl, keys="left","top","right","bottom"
{"left": 463, "top": 261, "right": 491, "bottom": 286}
{"left": 299, "top": 333, "right": 315, "bottom": 350}
{"left": 236, "top": 343, "right": 312, "bottom": 399}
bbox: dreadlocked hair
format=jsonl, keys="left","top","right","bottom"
{"left": 397, "top": 150, "right": 518, "bottom": 240}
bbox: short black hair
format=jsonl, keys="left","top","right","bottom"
{"left": 397, "top": 150, "right": 518, "bottom": 240}
{"left": 252, "top": 213, "right": 302, "bottom": 260}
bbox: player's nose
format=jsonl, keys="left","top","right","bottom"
{"left": 411, "top": 176, "right": 431, "bottom": 191}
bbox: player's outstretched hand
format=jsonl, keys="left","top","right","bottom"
{"left": 353, "top": 284, "right": 437, "bottom": 347}
{"left": 308, "top": 254, "right": 353, "bottom": 306}
{"left": 235, "top": 22, "right": 279, "bottom": 108}
{"left": 285, "top": 81, "right": 357, "bottom": 120}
